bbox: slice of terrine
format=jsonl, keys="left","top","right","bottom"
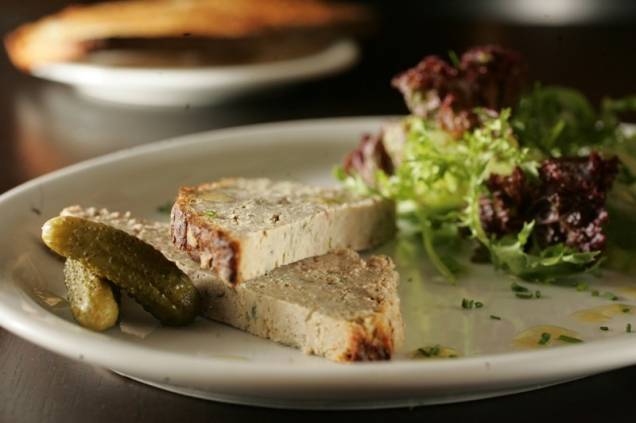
{"left": 170, "top": 178, "right": 395, "bottom": 285}
{"left": 61, "top": 206, "right": 404, "bottom": 362}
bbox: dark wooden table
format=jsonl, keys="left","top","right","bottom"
{"left": 2, "top": 2, "right": 636, "bottom": 421}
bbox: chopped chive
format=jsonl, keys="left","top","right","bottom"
{"left": 602, "top": 291, "right": 619, "bottom": 301}
{"left": 623, "top": 308, "right": 631, "bottom": 314}
{"left": 448, "top": 50, "right": 460, "bottom": 67}
{"left": 627, "top": 323, "right": 632, "bottom": 333}
{"left": 511, "top": 282, "right": 529, "bottom": 293}
{"left": 202, "top": 210, "right": 217, "bottom": 218}
{"left": 576, "top": 282, "right": 589, "bottom": 292}
{"left": 538, "top": 332, "right": 551, "bottom": 345}
{"left": 416, "top": 348, "right": 430, "bottom": 357}
{"left": 600, "top": 326, "right": 609, "bottom": 331}
{"left": 591, "top": 290, "right": 600, "bottom": 297}
{"left": 557, "top": 335, "right": 583, "bottom": 344}
{"left": 516, "top": 292, "right": 534, "bottom": 299}
{"left": 462, "top": 298, "right": 485, "bottom": 309}
{"left": 156, "top": 201, "right": 173, "bottom": 214}
{"left": 535, "top": 290, "right": 542, "bottom": 298}
{"left": 416, "top": 345, "right": 442, "bottom": 357}
{"left": 490, "top": 315, "right": 502, "bottom": 320}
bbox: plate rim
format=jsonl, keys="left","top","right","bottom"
{"left": 31, "top": 39, "right": 359, "bottom": 89}
{"left": 1, "top": 116, "right": 636, "bottom": 390}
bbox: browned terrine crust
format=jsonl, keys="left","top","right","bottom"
{"left": 171, "top": 186, "right": 242, "bottom": 285}
{"left": 343, "top": 318, "right": 394, "bottom": 361}
{"left": 339, "top": 255, "right": 401, "bottom": 362}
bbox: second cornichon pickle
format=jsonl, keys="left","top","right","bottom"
{"left": 42, "top": 216, "right": 202, "bottom": 326}
{"left": 63, "top": 258, "right": 119, "bottom": 331}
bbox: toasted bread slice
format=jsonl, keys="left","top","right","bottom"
{"left": 60, "top": 206, "right": 404, "bottom": 362}
{"left": 5, "top": 0, "right": 367, "bottom": 71}
{"left": 171, "top": 178, "right": 395, "bottom": 285}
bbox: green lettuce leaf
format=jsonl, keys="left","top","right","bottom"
{"left": 377, "top": 110, "right": 537, "bottom": 281}
{"left": 338, "top": 89, "right": 636, "bottom": 282}
{"left": 512, "top": 85, "right": 610, "bottom": 156}
{"left": 461, "top": 169, "right": 599, "bottom": 281}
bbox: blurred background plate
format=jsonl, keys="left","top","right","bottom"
{"left": 30, "top": 39, "right": 359, "bottom": 107}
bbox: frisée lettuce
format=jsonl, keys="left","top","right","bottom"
{"left": 338, "top": 45, "right": 636, "bottom": 282}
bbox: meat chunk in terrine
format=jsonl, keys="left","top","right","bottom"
{"left": 170, "top": 178, "right": 395, "bottom": 285}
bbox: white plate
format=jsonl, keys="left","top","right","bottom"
{"left": 1, "top": 117, "right": 636, "bottom": 410}
{"left": 31, "top": 39, "right": 359, "bottom": 107}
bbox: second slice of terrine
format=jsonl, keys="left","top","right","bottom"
{"left": 171, "top": 178, "right": 395, "bottom": 285}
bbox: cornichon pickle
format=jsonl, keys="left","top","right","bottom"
{"left": 63, "top": 259, "right": 119, "bottom": 331}
{"left": 42, "top": 216, "right": 202, "bottom": 326}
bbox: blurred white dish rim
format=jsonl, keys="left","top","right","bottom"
{"left": 31, "top": 39, "right": 359, "bottom": 106}
{"left": 1, "top": 117, "right": 636, "bottom": 410}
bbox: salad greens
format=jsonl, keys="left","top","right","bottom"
{"left": 338, "top": 46, "right": 636, "bottom": 282}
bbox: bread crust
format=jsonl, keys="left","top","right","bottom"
{"left": 5, "top": 0, "right": 368, "bottom": 71}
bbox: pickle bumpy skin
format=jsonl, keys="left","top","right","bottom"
{"left": 63, "top": 259, "right": 119, "bottom": 331}
{"left": 42, "top": 216, "right": 202, "bottom": 326}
